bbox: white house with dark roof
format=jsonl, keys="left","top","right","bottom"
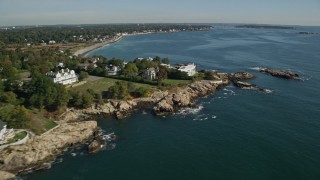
{"left": 46, "top": 68, "right": 78, "bottom": 85}
{"left": 106, "top": 65, "right": 121, "bottom": 76}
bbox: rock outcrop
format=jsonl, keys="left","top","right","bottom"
{"left": 233, "top": 81, "right": 256, "bottom": 89}
{"left": 0, "top": 121, "right": 97, "bottom": 174}
{"left": 153, "top": 80, "right": 226, "bottom": 115}
{"left": 259, "top": 68, "right": 300, "bottom": 80}
{"left": 230, "top": 72, "right": 255, "bottom": 81}
{"left": 88, "top": 140, "right": 103, "bottom": 154}
{"left": 0, "top": 170, "right": 15, "bottom": 180}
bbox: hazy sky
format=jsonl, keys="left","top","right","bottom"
{"left": 0, "top": 0, "right": 319, "bottom": 26}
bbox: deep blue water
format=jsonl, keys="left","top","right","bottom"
{"left": 25, "top": 25, "right": 320, "bottom": 180}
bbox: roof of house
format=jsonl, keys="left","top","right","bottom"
{"left": 0, "top": 120, "right": 6, "bottom": 129}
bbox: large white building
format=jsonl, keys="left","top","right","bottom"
{"left": 176, "top": 63, "right": 197, "bottom": 76}
{"left": 46, "top": 68, "right": 78, "bottom": 85}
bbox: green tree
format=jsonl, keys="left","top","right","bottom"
{"left": 161, "top": 58, "right": 170, "bottom": 64}
{"left": 123, "top": 62, "right": 138, "bottom": 77}
{"left": 0, "top": 60, "right": 17, "bottom": 79}
{"left": 0, "top": 105, "right": 29, "bottom": 128}
{"left": 82, "top": 91, "right": 94, "bottom": 108}
{"left": 153, "top": 56, "right": 161, "bottom": 63}
{"left": 78, "top": 71, "right": 89, "bottom": 81}
{"left": 70, "top": 91, "right": 83, "bottom": 107}
{"left": 107, "top": 81, "right": 129, "bottom": 99}
{"left": 0, "top": 41, "right": 6, "bottom": 50}
{"left": 132, "top": 87, "right": 151, "bottom": 97}
{"left": 108, "top": 58, "right": 123, "bottom": 67}
{"left": 157, "top": 66, "right": 168, "bottom": 82}
{"left": 28, "top": 73, "right": 69, "bottom": 110}
{"left": 0, "top": 91, "right": 17, "bottom": 104}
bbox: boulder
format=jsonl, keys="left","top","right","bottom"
{"left": 231, "top": 72, "right": 255, "bottom": 81}
{"left": 101, "top": 102, "right": 116, "bottom": 114}
{"left": 173, "top": 93, "right": 191, "bottom": 106}
{"left": 0, "top": 170, "right": 15, "bottom": 180}
{"left": 153, "top": 99, "right": 174, "bottom": 114}
{"left": 233, "top": 81, "right": 256, "bottom": 88}
{"left": 117, "top": 101, "right": 132, "bottom": 111}
{"left": 88, "top": 140, "right": 103, "bottom": 154}
{"left": 152, "top": 91, "right": 169, "bottom": 101}
{"left": 115, "top": 111, "right": 126, "bottom": 120}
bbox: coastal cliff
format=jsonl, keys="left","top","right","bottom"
{"left": 59, "top": 80, "right": 228, "bottom": 121}
{"left": 153, "top": 80, "right": 227, "bottom": 115}
{"left": 0, "top": 121, "right": 97, "bottom": 174}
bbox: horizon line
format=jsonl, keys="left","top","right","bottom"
{"left": 1, "top": 22, "right": 320, "bottom": 28}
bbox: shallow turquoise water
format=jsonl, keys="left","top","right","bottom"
{"left": 25, "top": 25, "right": 320, "bottom": 180}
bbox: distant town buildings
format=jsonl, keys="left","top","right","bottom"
{"left": 137, "top": 57, "right": 154, "bottom": 61}
{"left": 176, "top": 63, "right": 196, "bottom": 76}
{"left": 46, "top": 68, "right": 78, "bottom": 85}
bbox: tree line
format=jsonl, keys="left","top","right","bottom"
{"left": 0, "top": 24, "right": 212, "bottom": 45}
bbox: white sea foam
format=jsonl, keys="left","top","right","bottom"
{"left": 264, "top": 89, "right": 273, "bottom": 94}
{"left": 249, "top": 67, "right": 264, "bottom": 71}
{"left": 193, "top": 114, "right": 213, "bottom": 121}
{"left": 301, "top": 76, "right": 312, "bottom": 81}
{"left": 223, "top": 88, "right": 236, "bottom": 95}
{"left": 177, "top": 105, "right": 204, "bottom": 115}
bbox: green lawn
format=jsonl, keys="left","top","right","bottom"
{"left": 162, "top": 79, "right": 192, "bottom": 86}
{"left": 0, "top": 104, "right": 58, "bottom": 135}
{"left": 5, "top": 131, "right": 27, "bottom": 144}
{"left": 26, "top": 109, "right": 58, "bottom": 135}
{"left": 73, "top": 77, "right": 157, "bottom": 94}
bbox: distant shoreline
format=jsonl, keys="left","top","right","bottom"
{"left": 74, "top": 32, "right": 166, "bottom": 57}
{"left": 74, "top": 30, "right": 208, "bottom": 57}
{"left": 73, "top": 35, "right": 124, "bottom": 57}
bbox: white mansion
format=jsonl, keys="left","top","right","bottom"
{"left": 46, "top": 68, "right": 78, "bottom": 85}
{"left": 176, "top": 63, "right": 197, "bottom": 76}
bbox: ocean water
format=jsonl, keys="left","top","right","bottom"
{"left": 25, "top": 25, "right": 320, "bottom": 180}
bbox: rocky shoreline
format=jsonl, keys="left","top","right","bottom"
{"left": 58, "top": 79, "right": 229, "bottom": 123}
{"left": 58, "top": 72, "right": 276, "bottom": 122}
{"left": 0, "top": 121, "right": 97, "bottom": 176}
{"left": 0, "top": 68, "right": 300, "bottom": 178}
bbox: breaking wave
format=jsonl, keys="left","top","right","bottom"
{"left": 193, "top": 114, "right": 218, "bottom": 121}
{"left": 176, "top": 105, "right": 204, "bottom": 115}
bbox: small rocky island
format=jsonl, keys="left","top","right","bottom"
{"left": 257, "top": 68, "right": 301, "bottom": 80}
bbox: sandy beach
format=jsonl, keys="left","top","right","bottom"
{"left": 73, "top": 31, "right": 168, "bottom": 57}
{"left": 73, "top": 35, "right": 124, "bottom": 56}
